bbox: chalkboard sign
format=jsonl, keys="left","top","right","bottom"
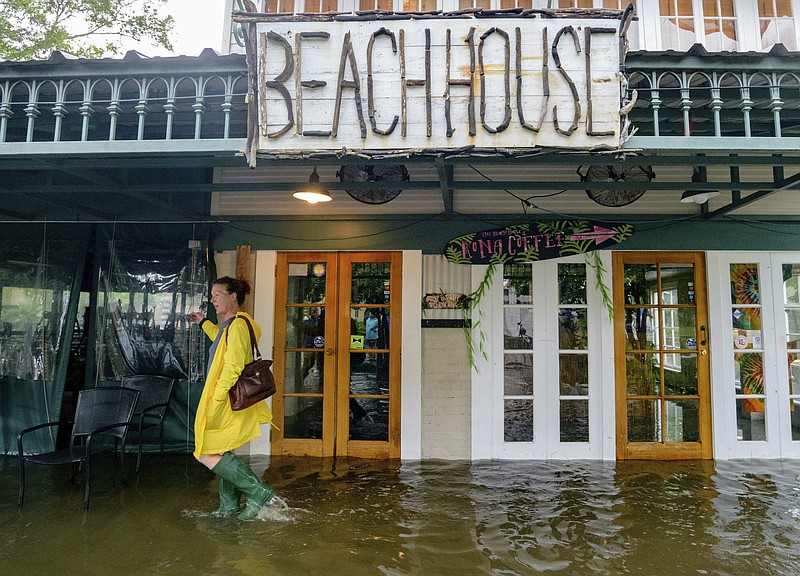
{"left": 445, "top": 220, "right": 633, "bottom": 265}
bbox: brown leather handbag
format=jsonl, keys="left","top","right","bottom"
{"left": 227, "top": 316, "right": 276, "bottom": 411}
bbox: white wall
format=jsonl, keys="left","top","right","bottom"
{"left": 250, "top": 250, "right": 277, "bottom": 457}
{"left": 421, "top": 328, "right": 472, "bottom": 459}
{"left": 401, "top": 251, "right": 423, "bottom": 460}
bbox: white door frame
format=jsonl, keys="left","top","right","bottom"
{"left": 472, "top": 252, "right": 615, "bottom": 460}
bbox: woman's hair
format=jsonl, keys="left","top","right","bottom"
{"left": 213, "top": 276, "right": 251, "bottom": 306}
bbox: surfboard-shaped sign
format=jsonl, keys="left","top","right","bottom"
{"left": 445, "top": 220, "right": 633, "bottom": 265}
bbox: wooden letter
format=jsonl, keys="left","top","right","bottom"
{"left": 258, "top": 31, "right": 267, "bottom": 138}
{"left": 367, "top": 27, "right": 399, "bottom": 136}
{"left": 444, "top": 28, "right": 476, "bottom": 138}
{"left": 552, "top": 25, "right": 581, "bottom": 137}
{"left": 296, "top": 31, "right": 330, "bottom": 137}
{"left": 517, "top": 26, "right": 549, "bottom": 133}
{"left": 332, "top": 31, "right": 367, "bottom": 139}
{"left": 401, "top": 28, "right": 432, "bottom": 138}
{"left": 400, "top": 29, "right": 407, "bottom": 137}
{"left": 478, "top": 26, "right": 511, "bottom": 134}
{"left": 466, "top": 27, "right": 477, "bottom": 137}
{"left": 584, "top": 27, "right": 616, "bottom": 136}
{"left": 264, "top": 31, "right": 294, "bottom": 138}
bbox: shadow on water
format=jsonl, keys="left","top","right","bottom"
{"left": 2, "top": 455, "right": 800, "bottom": 575}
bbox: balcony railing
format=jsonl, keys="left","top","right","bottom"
{"left": 2, "top": 45, "right": 800, "bottom": 157}
{"left": 0, "top": 51, "right": 249, "bottom": 153}
{"left": 625, "top": 45, "right": 800, "bottom": 152}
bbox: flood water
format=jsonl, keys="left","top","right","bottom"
{"left": 2, "top": 454, "right": 800, "bottom": 575}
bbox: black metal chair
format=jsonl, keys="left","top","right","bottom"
{"left": 120, "top": 375, "right": 175, "bottom": 474}
{"left": 18, "top": 386, "right": 140, "bottom": 510}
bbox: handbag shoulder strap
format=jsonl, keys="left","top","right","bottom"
{"left": 225, "top": 314, "right": 262, "bottom": 360}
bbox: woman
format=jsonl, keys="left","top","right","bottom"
{"left": 188, "top": 276, "right": 276, "bottom": 520}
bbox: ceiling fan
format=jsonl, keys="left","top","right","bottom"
{"left": 578, "top": 165, "right": 655, "bottom": 207}
{"left": 336, "top": 164, "right": 409, "bottom": 205}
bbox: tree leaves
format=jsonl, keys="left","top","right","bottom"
{"left": 0, "top": 0, "right": 174, "bottom": 60}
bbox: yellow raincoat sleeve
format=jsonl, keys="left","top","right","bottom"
{"left": 193, "top": 313, "right": 273, "bottom": 458}
{"left": 200, "top": 319, "right": 219, "bottom": 342}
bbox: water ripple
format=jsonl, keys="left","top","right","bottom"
{"left": 3, "top": 456, "right": 800, "bottom": 575}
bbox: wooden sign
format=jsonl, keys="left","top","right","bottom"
{"left": 255, "top": 16, "right": 626, "bottom": 152}
{"left": 422, "top": 292, "right": 469, "bottom": 309}
{"left": 445, "top": 220, "right": 634, "bottom": 265}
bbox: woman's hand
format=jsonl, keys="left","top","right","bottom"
{"left": 188, "top": 312, "right": 205, "bottom": 323}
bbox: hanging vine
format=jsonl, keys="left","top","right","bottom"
{"left": 444, "top": 219, "right": 628, "bottom": 370}
{"left": 460, "top": 261, "right": 498, "bottom": 372}
{"left": 586, "top": 251, "right": 614, "bottom": 322}
{"left": 456, "top": 253, "right": 612, "bottom": 371}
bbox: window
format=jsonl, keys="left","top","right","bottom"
{"left": 466, "top": 0, "right": 634, "bottom": 9}
{"left": 658, "top": 0, "right": 738, "bottom": 50}
{"left": 661, "top": 289, "right": 682, "bottom": 371}
{"left": 304, "top": 0, "right": 340, "bottom": 11}
{"left": 758, "top": 0, "right": 798, "bottom": 49}
{"left": 503, "top": 263, "right": 534, "bottom": 442}
{"left": 458, "top": 0, "right": 491, "bottom": 8}
{"left": 703, "top": 0, "right": 738, "bottom": 51}
{"left": 257, "top": 0, "right": 636, "bottom": 16}
{"left": 400, "top": 0, "right": 438, "bottom": 9}
{"left": 264, "top": 0, "right": 339, "bottom": 12}
{"left": 623, "top": 261, "right": 701, "bottom": 445}
{"left": 652, "top": 0, "right": 798, "bottom": 52}
{"left": 729, "top": 263, "right": 766, "bottom": 442}
{"left": 262, "top": 0, "right": 295, "bottom": 12}
{"left": 783, "top": 264, "right": 800, "bottom": 441}
{"left": 708, "top": 253, "right": 800, "bottom": 459}
{"left": 360, "top": 0, "right": 395, "bottom": 9}
{"left": 660, "top": 0, "right": 697, "bottom": 50}
{"left": 558, "top": 263, "right": 590, "bottom": 442}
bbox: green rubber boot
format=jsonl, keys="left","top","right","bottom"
{"left": 212, "top": 452, "right": 276, "bottom": 521}
{"left": 215, "top": 477, "right": 241, "bottom": 516}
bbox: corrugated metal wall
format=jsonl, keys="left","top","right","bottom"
{"left": 421, "top": 255, "right": 472, "bottom": 322}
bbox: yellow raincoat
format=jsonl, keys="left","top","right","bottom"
{"left": 193, "top": 312, "right": 273, "bottom": 457}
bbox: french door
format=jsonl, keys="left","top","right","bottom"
{"left": 271, "top": 252, "right": 402, "bottom": 459}
{"left": 613, "top": 252, "right": 713, "bottom": 459}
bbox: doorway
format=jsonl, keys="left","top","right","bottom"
{"left": 612, "top": 252, "right": 712, "bottom": 459}
{"left": 271, "top": 252, "right": 402, "bottom": 459}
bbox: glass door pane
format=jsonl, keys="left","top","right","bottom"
{"left": 337, "top": 253, "right": 401, "bottom": 458}
{"left": 783, "top": 264, "right": 800, "bottom": 441}
{"left": 502, "top": 263, "right": 534, "bottom": 443}
{"left": 274, "top": 254, "right": 337, "bottom": 456}
{"left": 730, "top": 263, "right": 766, "bottom": 441}
{"left": 615, "top": 252, "right": 711, "bottom": 459}
{"left": 558, "top": 262, "right": 589, "bottom": 443}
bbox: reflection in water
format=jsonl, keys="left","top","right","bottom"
{"left": 2, "top": 456, "right": 800, "bottom": 575}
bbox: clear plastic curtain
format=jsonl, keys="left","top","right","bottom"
{"left": 94, "top": 226, "right": 211, "bottom": 453}
{"left": 0, "top": 225, "right": 86, "bottom": 454}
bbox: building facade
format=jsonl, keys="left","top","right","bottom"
{"left": 2, "top": 1, "right": 800, "bottom": 462}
